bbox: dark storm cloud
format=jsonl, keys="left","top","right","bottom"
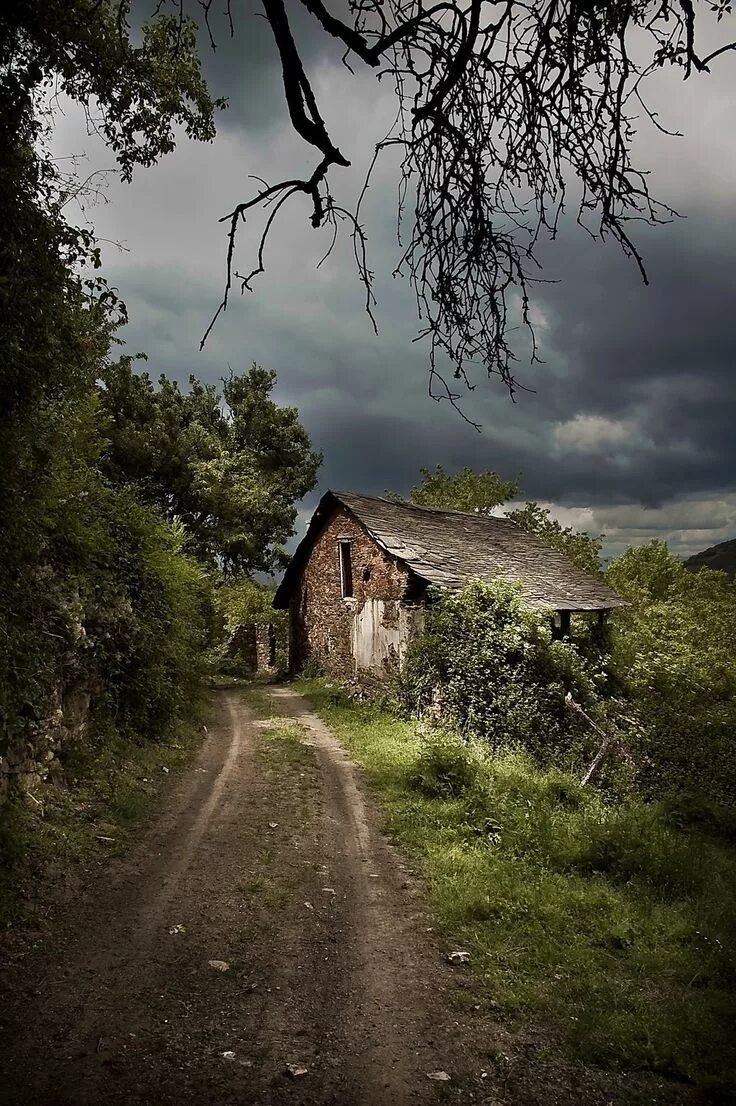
{"left": 52, "top": 13, "right": 736, "bottom": 554}
{"left": 107, "top": 193, "right": 736, "bottom": 516}
{"left": 518, "top": 205, "right": 736, "bottom": 505}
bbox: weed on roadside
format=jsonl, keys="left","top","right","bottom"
{"left": 0, "top": 718, "right": 203, "bottom": 928}
{"left": 297, "top": 677, "right": 736, "bottom": 1095}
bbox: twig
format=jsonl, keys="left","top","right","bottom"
{"left": 565, "top": 693, "right": 615, "bottom": 787}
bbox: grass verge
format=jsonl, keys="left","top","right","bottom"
{"left": 297, "top": 677, "right": 736, "bottom": 1098}
{"left": 0, "top": 713, "right": 205, "bottom": 928}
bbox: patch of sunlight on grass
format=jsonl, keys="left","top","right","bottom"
{"left": 297, "top": 676, "right": 736, "bottom": 1095}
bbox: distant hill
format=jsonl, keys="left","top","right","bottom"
{"left": 684, "top": 538, "right": 736, "bottom": 578}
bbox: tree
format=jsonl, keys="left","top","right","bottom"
{"left": 0, "top": 0, "right": 221, "bottom": 426}
{"left": 402, "top": 578, "right": 600, "bottom": 760}
{"left": 606, "top": 542, "right": 736, "bottom": 803}
{"left": 401, "top": 465, "right": 602, "bottom": 573}
{"left": 0, "top": 0, "right": 222, "bottom": 532}
{"left": 0, "top": 2, "right": 222, "bottom": 752}
{"left": 99, "top": 361, "right": 322, "bottom": 573}
{"left": 506, "top": 502, "right": 603, "bottom": 578}
{"left": 202, "top": 0, "right": 735, "bottom": 408}
{"left": 404, "top": 465, "right": 519, "bottom": 512}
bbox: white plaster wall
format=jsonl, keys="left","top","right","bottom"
{"left": 350, "top": 600, "right": 424, "bottom": 672}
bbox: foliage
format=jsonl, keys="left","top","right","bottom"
{"left": 207, "top": 577, "right": 288, "bottom": 677}
{"left": 99, "top": 360, "right": 321, "bottom": 574}
{"left": 506, "top": 502, "right": 603, "bottom": 577}
{"left": 402, "top": 580, "right": 604, "bottom": 768}
{"left": 399, "top": 471, "right": 736, "bottom": 811}
{"left": 0, "top": 386, "right": 210, "bottom": 754}
{"left": 2, "top": 1, "right": 221, "bottom": 181}
{"left": 0, "top": 0, "right": 220, "bottom": 437}
{"left": 0, "top": 1, "right": 231, "bottom": 769}
{"left": 213, "top": 579, "right": 282, "bottom": 637}
{"left": 409, "top": 730, "right": 481, "bottom": 798}
{"left": 403, "top": 465, "right": 519, "bottom": 512}
{"left": 298, "top": 678, "right": 736, "bottom": 1094}
{"left": 606, "top": 542, "right": 736, "bottom": 806}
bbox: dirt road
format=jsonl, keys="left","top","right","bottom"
{"left": 0, "top": 687, "right": 509, "bottom": 1106}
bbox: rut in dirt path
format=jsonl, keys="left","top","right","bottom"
{"left": 0, "top": 688, "right": 499, "bottom": 1106}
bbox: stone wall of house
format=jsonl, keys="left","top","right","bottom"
{"left": 0, "top": 682, "right": 92, "bottom": 807}
{"left": 289, "top": 504, "right": 422, "bottom": 679}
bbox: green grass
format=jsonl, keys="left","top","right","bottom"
{"left": 0, "top": 716, "right": 204, "bottom": 927}
{"left": 297, "top": 677, "right": 736, "bottom": 1095}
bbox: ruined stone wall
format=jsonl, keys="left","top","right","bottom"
{"left": 289, "top": 504, "right": 421, "bottom": 679}
{"left": 255, "top": 623, "right": 278, "bottom": 673}
{"left": 226, "top": 624, "right": 258, "bottom": 672}
{"left": 0, "top": 683, "right": 92, "bottom": 807}
{"left": 226, "top": 621, "right": 282, "bottom": 676}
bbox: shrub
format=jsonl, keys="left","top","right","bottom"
{"left": 410, "top": 732, "right": 481, "bottom": 798}
{"left": 89, "top": 491, "right": 208, "bottom": 738}
{"left": 0, "top": 456, "right": 209, "bottom": 761}
{"left": 402, "top": 579, "right": 605, "bottom": 772}
{"left": 607, "top": 542, "right": 736, "bottom": 806}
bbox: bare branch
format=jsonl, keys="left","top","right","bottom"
{"left": 200, "top": 0, "right": 735, "bottom": 405}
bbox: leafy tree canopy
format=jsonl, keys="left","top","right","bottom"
{"left": 214, "top": 579, "right": 281, "bottom": 636}
{"left": 605, "top": 542, "right": 736, "bottom": 804}
{"left": 506, "top": 502, "right": 603, "bottom": 579}
{"left": 2, "top": 1, "right": 221, "bottom": 181}
{"left": 99, "top": 361, "right": 322, "bottom": 574}
{"left": 1, "top": 0, "right": 222, "bottom": 484}
{"left": 405, "top": 465, "right": 519, "bottom": 512}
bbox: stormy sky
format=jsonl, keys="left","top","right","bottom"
{"left": 54, "top": 4, "right": 736, "bottom": 560}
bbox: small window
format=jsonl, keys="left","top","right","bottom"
{"left": 338, "top": 541, "right": 354, "bottom": 598}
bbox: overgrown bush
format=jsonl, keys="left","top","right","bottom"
{"left": 83, "top": 492, "right": 209, "bottom": 738}
{"left": 410, "top": 731, "right": 482, "bottom": 798}
{"left": 0, "top": 400, "right": 209, "bottom": 760}
{"left": 402, "top": 580, "right": 606, "bottom": 770}
{"left": 607, "top": 542, "right": 736, "bottom": 806}
{"left": 402, "top": 562, "right": 736, "bottom": 809}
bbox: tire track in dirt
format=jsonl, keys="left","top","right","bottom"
{"left": 263, "top": 685, "right": 469, "bottom": 1105}
{"left": 0, "top": 687, "right": 484, "bottom": 1106}
{"left": 2, "top": 686, "right": 683, "bottom": 1106}
{"left": 0, "top": 693, "right": 251, "bottom": 1103}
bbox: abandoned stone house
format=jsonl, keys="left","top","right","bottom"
{"left": 272, "top": 490, "right": 625, "bottom": 679}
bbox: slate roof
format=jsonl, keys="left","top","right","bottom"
{"left": 273, "top": 490, "right": 625, "bottom": 612}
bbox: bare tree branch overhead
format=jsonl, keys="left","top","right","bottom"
{"left": 202, "top": 0, "right": 735, "bottom": 411}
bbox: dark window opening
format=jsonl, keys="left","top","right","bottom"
{"left": 551, "top": 610, "right": 572, "bottom": 640}
{"left": 338, "top": 541, "right": 354, "bottom": 598}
